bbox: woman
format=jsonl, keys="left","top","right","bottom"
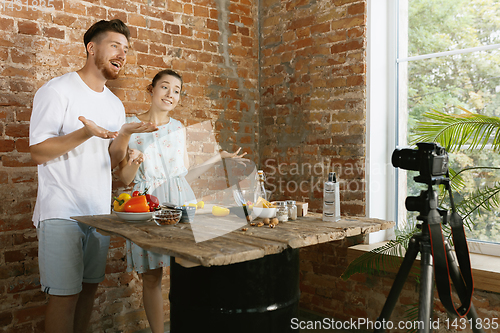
{"left": 117, "top": 69, "right": 246, "bottom": 333}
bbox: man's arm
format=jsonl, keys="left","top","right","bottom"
{"left": 30, "top": 116, "right": 118, "bottom": 165}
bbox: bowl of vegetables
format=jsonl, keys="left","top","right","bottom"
{"left": 114, "top": 210, "right": 154, "bottom": 222}
{"left": 113, "top": 189, "right": 160, "bottom": 222}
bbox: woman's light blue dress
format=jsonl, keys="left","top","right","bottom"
{"left": 125, "top": 116, "right": 196, "bottom": 274}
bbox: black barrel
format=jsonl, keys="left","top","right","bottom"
{"left": 169, "top": 248, "right": 300, "bottom": 333}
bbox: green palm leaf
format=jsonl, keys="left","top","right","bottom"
{"left": 341, "top": 225, "right": 418, "bottom": 280}
{"left": 410, "top": 107, "right": 500, "bottom": 152}
{"left": 455, "top": 183, "right": 500, "bottom": 229}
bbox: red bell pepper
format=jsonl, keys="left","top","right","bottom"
{"left": 133, "top": 188, "right": 160, "bottom": 211}
{"left": 124, "top": 195, "right": 150, "bottom": 213}
{"left": 146, "top": 194, "right": 160, "bottom": 211}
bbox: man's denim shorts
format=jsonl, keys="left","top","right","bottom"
{"left": 37, "top": 218, "right": 110, "bottom": 296}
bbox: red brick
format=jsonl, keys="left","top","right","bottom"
{"left": 140, "top": 4, "right": 174, "bottom": 21}
{"left": 44, "top": 27, "right": 65, "bottom": 39}
{"left": 172, "top": 36, "right": 203, "bottom": 50}
{"left": 18, "top": 20, "right": 40, "bottom": 35}
{"left": 0, "top": 139, "right": 15, "bottom": 152}
{"left": 87, "top": 5, "right": 107, "bottom": 20}
{"left": 137, "top": 53, "right": 166, "bottom": 67}
{"left": 0, "top": 312, "right": 13, "bottom": 327}
{"left": 65, "top": 0, "right": 86, "bottom": 15}
{"left": 348, "top": 2, "right": 366, "bottom": 16}
{"left": 194, "top": 5, "right": 209, "bottom": 18}
{"left": 52, "top": 12, "right": 78, "bottom": 27}
{"left": 5, "top": 123, "right": 29, "bottom": 137}
{"left": 9, "top": 80, "right": 36, "bottom": 92}
{"left": 8, "top": 275, "right": 40, "bottom": 293}
{"left": 107, "top": 9, "right": 128, "bottom": 23}
{"left": 288, "top": 15, "right": 315, "bottom": 30}
{"left": 346, "top": 75, "right": 365, "bottom": 86}
{"left": 167, "top": 0, "right": 183, "bottom": 13}
{"left": 1, "top": 66, "right": 34, "bottom": 78}
{"left": 0, "top": 171, "right": 8, "bottom": 184}
{"left": 2, "top": 154, "right": 36, "bottom": 167}
{"left": 0, "top": 17, "right": 15, "bottom": 32}
{"left": 207, "top": 18, "right": 219, "bottom": 31}
{"left": 102, "top": 0, "right": 137, "bottom": 12}
{"left": 11, "top": 49, "right": 35, "bottom": 64}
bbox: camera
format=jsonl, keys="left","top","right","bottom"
{"left": 405, "top": 190, "right": 448, "bottom": 223}
{"left": 392, "top": 142, "right": 449, "bottom": 184}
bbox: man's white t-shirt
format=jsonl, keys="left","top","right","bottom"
{"left": 30, "top": 72, "right": 126, "bottom": 226}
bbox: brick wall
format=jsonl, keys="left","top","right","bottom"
{"left": 0, "top": 0, "right": 258, "bottom": 331}
{"left": 259, "top": 0, "right": 366, "bottom": 213}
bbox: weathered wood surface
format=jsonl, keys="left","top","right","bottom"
{"left": 72, "top": 212, "right": 394, "bottom": 267}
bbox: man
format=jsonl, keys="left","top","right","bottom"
{"left": 29, "top": 19, "right": 156, "bottom": 332}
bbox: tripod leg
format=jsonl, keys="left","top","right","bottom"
{"left": 444, "top": 242, "right": 485, "bottom": 333}
{"left": 418, "top": 240, "right": 434, "bottom": 333}
{"left": 374, "top": 235, "right": 421, "bottom": 333}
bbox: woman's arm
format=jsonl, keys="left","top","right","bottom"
{"left": 116, "top": 149, "right": 144, "bottom": 185}
{"left": 109, "top": 122, "right": 157, "bottom": 169}
{"left": 185, "top": 148, "right": 247, "bottom": 183}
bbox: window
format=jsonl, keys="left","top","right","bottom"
{"left": 368, "top": 0, "right": 500, "bottom": 252}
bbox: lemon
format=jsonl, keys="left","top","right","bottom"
{"left": 212, "top": 205, "right": 230, "bottom": 217}
{"left": 197, "top": 201, "right": 205, "bottom": 209}
{"left": 188, "top": 203, "right": 198, "bottom": 209}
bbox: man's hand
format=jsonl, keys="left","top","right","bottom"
{"left": 119, "top": 122, "right": 158, "bottom": 136}
{"left": 78, "top": 116, "right": 119, "bottom": 139}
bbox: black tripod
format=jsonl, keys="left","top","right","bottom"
{"left": 374, "top": 186, "right": 484, "bottom": 333}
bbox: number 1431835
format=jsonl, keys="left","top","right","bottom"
{"left": 1, "top": 0, "right": 54, "bottom": 11}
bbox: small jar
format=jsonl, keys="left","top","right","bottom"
{"left": 286, "top": 200, "right": 297, "bottom": 220}
{"left": 276, "top": 201, "right": 289, "bottom": 222}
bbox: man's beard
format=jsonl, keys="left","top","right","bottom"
{"left": 95, "top": 53, "right": 120, "bottom": 80}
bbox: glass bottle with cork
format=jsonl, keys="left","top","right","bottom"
{"left": 255, "top": 170, "right": 268, "bottom": 203}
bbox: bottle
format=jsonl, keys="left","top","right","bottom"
{"left": 255, "top": 170, "right": 267, "bottom": 202}
{"left": 286, "top": 200, "right": 297, "bottom": 220}
{"left": 323, "top": 172, "right": 340, "bottom": 222}
{"left": 276, "top": 201, "right": 289, "bottom": 222}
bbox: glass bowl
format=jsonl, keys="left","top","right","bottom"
{"left": 153, "top": 209, "right": 182, "bottom": 226}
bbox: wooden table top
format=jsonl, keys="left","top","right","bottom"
{"left": 72, "top": 212, "right": 394, "bottom": 267}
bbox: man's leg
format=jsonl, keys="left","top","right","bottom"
{"left": 45, "top": 294, "right": 79, "bottom": 333}
{"left": 74, "top": 282, "right": 99, "bottom": 333}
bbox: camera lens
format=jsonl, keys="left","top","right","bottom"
{"left": 405, "top": 195, "right": 425, "bottom": 212}
{"left": 392, "top": 148, "right": 419, "bottom": 171}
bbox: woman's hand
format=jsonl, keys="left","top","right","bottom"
{"left": 127, "top": 148, "right": 144, "bottom": 166}
{"left": 220, "top": 147, "right": 247, "bottom": 159}
{"left": 220, "top": 147, "right": 249, "bottom": 167}
{"left": 119, "top": 121, "right": 158, "bottom": 136}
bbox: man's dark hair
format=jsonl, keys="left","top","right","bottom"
{"left": 83, "top": 19, "right": 130, "bottom": 54}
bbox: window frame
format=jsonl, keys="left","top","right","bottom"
{"left": 367, "top": 0, "right": 500, "bottom": 255}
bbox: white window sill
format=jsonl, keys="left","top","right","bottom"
{"left": 348, "top": 242, "right": 500, "bottom": 293}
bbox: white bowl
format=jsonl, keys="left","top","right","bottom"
{"left": 253, "top": 207, "right": 276, "bottom": 218}
{"left": 114, "top": 210, "right": 154, "bottom": 222}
